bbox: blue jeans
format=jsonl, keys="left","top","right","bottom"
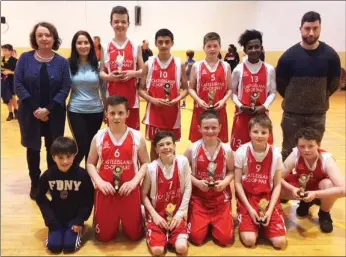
{"left": 46, "top": 224, "right": 82, "bottom": 253}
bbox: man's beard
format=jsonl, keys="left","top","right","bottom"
{"left": 302, "top": 35, "right": 319, "bottom": 45}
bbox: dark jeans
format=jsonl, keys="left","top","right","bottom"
{"left": 27, "top": 124, "right": 55, "bottom": 188}
{"left": 67, "top": 111, "right": 103, "bottom": 166}
{"left": 281, "top": 112, "right": 326, "bottom": 161}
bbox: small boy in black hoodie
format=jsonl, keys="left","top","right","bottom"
{"left": 36, "top": 136, "right": 94, "bottom": 253}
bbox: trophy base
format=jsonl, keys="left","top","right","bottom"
{"left": 258, "top": 217, "right": 267, "bottom": 224}
{"left": 299, "top": 192, "right": 308, "bottom": 198}
{"left": 165, "top": 99, "right": 170, "bottom": 102}
{"left": 208, "top": 182, "right": 215, "bottom": 188}
{"left": 208, "top": 106, "right": 215, "bottom": 110}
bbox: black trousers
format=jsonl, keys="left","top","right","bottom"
{"left": 67, "top": 111, "right": 104, "bottom": 166}
{"left": 27, "top": 123, "right": 55, "bottom": 188}
{"left": 281, "top": 112, "right": 326, "bottom": 161}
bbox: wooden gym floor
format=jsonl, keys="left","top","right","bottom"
{"left": 1, "top": 92, "right": 345, "bottom": 256}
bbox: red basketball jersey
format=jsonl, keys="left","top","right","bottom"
{"left": 195, "top": 60, "right": 228, "bottom": 106}
{"left": 142, "top": 56, "right": 182, "bottom": 129}
{"left": 191, "top": 140, "right": 232, "bottom": 206}
{"left": 96, "top": 128, "right": 140, "bottom": 184}
{"left": 106, "top": 39, "right": 139, "bottom": 108}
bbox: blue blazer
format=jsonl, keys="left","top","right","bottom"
{"left": 14, "top": 51, "right": 71, "bottom": 150}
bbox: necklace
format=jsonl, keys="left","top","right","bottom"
{"left": 35, "top": 51, "right": 54, "bottom": 62}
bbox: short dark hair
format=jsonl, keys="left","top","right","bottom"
{"left": 153, "top": 131, "right": 176, "bottom": 147}
{"left": 106, "top": 95, "right": 129, "bottom": 111}
{"left": 69, "top": 30, "right": 99, "bottom": 76}
{"left": 301, "top": 11, "right": 321, "bottom": 27}
{"left": 50, "top": 137, "right": 78, "bottom": 157}
{"left": 238, "top": 29, "right": 263, "bottom": 49}
{"left": 186, "top": 50, "right": 194, "bottom": 59}
{"left": 295, "top": 127, "right": 322, "bottom": 145}
{"left": 110, "top": 6, "right": 130, "bottom": 23}
{"left": 155, "top": 28, "right": 174, "bottom": 42}
{"left": 29, "top": 22, "right": 61, "bottom": 51}
{"left": 199, "top": 110, "right": 220, "bottom": 124}
{"left": 203, "top": 32, "right": 221, "bottom": 46}
{"left": 1, "top": 44, "right": 13, "bottom": 51}
{"left": 248, "top": 115, "right": 273, "bottom": 134}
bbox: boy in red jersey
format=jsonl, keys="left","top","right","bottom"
{"left": 87, "top": 95, "right": 150, "bottom": 242}
{"left": 234, "top": 115, "right": 286, "bottom": 249}
{"left": 100, "top": 6, "right": 144, "bottom": 130}
{"left": 139, "top": 28, "right": 188, "bottom": 160}
{"left": 281, "top": 127, "right": 345, "bottom": 233}
{"left": 230, "top": 30, "right": 276, "bottom": 151}
{"left": 188, "top": 32, "right": 232, "bottom": 143}
{"left": 142, "top": 131, "right": 191, "bottom": 256}
{"left": 185, "top": 110, "right": 234, "bottom": 246}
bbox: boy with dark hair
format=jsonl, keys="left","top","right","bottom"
{"left": 1, "top": 44, "right": 18, "bottom": 121}
{"left": 142, "top": 131, "right": 191, "bottom": 256}
{"left": 100, "top": 5, "right": 144, "bottom": 130}
{"left": 87, "top": 95, "right": 150, "bottom": 242}
{"left": 139, "top": 28, "right": 188, "bottom": 160}
{"left": 281, "top": 127, "right": 345, "bottom": 233}
{"left": 188, "top": 32, "right": 232, "bottom": 143}
{"left": 230, "top": 29, "right": 276, "bottom": 151}
{"left": 234, "top": 115, "right": 286, "bottom": 249}
{"left": 36, "top": 137, "right": 94, "bottom": 253}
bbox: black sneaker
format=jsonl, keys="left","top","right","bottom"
{"left": 14, "top": 109, "right": 18, "bottom": 119}
{"left": 6, "top": 112, "right": 13, "bottom": 121}
{"left": 296, "top": 200, "right": 312, "bottom": 217}
{"left": 319, "top": 211, "right": 333, "bottom": 233}
{"left": 30, "top": 187, "right": 38, "bottom": 200}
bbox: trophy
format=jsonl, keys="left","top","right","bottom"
{"left": 115, "top": 52, "right": 125, "bottom": 74}
{"left": 164, "top": 83, "right": 171, "bottom": 102}
{"left": 298, "top": 174, "right": 311, "bottom": 198}
{"left": 258, "top": 198, "right": 269, "bottom": 224}
{"left": 250, "top": 92, "right": 260, "bottom": 111}
{"left": 207, "top": 162, "right": 217, "bottom": 187}
{"left": 208, "top": 90, "right": 216, "bottom": 109}
{"left": 113, "top": 166, "right": 124, "bottom": 193}
{"left": 165, "top": 203, "right": 176, "bottom": 225}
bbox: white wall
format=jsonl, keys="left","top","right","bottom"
{"left": 1, "top": 1, "right": 345, "bottom": 51}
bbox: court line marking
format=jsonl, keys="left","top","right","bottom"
{"left": 326, "top": 128, "right": 346, "bottom": 140}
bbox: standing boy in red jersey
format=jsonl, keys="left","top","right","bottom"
{"left": 139, "top": 28, "right": 188, "bottom": 160}
{"left": 234, "top": 115, "right": 286, "bottom": 249}
{"left": 230, "top": 29, "right": 276, "bottom": 151}
{"left": 188, "top": 32, "right": 232, "bottom": 143}
{"left": 100, "top": 6, "right": 144, "bottom": 130}
{"left": 185, "top": 110, "right": 234, "bottom": 246}
{"left": 87, "top": 95, "right": 150, "bottom": 242}
{"left": 142, "top": 131, "right": 191, "bottom": 256}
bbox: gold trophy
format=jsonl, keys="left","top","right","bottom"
{"left": 166, "top": 203, "right": 176, "bottom": 225}
{"left": 298, "top": 174, "right": 311, "bottom": 198}
{"left": 164, "top": 83, "right": 171, "bottom": 102}
{"left": 113, "top": 166, "right": 124, "bottom": 193}
{"left": 258, "top": 198, "right": 269, "bottom": 224}
{"left": 250, "top": 92, "right": 260, "bottom": 112}
{"left": 208, "top": 90, "right": 216, "bottom": 109}
{"left": 114, "top": 52, "right": 125, "bottom": 74}
{"left": 207, "top": 162, "right": 217, "bottom": 187}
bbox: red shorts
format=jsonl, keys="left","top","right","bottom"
{"left": 146, "top": 219, "right": 188, "bottom": 247}
{"left": 93, "top": 187, "right": 144, "bottom": 242}
{"left": 188, "top": 198, "right": 234, "bottom": 246}
{"left": 237, "top": 197, "right": 286, "bottom": 239}
{"left": 189, "top": 106, "right": 228, "bottom": 143}
{"left": 145, "top": 125, "right": 181, "bottom": 141}
{"left": 230, "top": 112, "right": 273, "bottom": 151}
{"left": 126, "top": 108, "right": 140, "bottom": 130}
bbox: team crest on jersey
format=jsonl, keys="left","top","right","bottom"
{"left": 202, "top": 69, "right": 207, "bottom": 75}
{"left": 60, "top": 190, "right": 68, "bottom": 200}
{"left": 197, "top": 155, "right": 205, "bottom": 162}
{"left": 243, "top": 71, "right": 249, "bottom": 77}
{"left": 103, "top": 141, "right": 111, "bottom": 149}
{"left": 153, "top": 64, "right": 159, "bottom": 71}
